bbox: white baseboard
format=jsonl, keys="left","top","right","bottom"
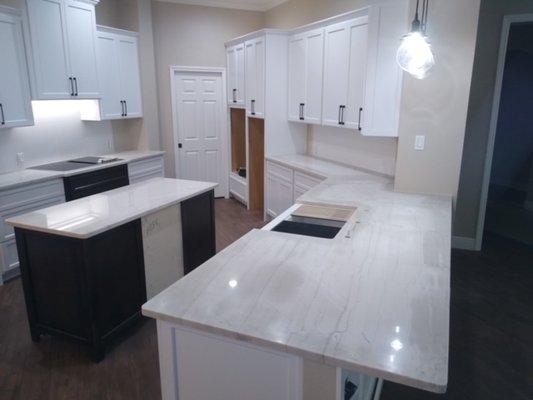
{"left": 452, "top": 236, "right": 477, "bottom": 250}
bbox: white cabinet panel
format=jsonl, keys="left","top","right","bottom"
{"left": 64, "top": 0, "right": 99, "bottom": 98}
{"left": 344, "top": 19, "right": 368, "bottom": 130}
{"left": 0, "top": 11, "right": 33, "bottom": 128}
{"left": 0, "top": 239, "right": 19, "bottom": 275}
{"left": 288, "top": 28, "right": 324, "bottom": 124}
{"left": 266, "top": 161, "right": 293, "bottom": 218}
{"left": 245, "top": 37, "right": 264, "bottom": 118}
{"left": 118, "top": 34, "right": 142, "bottom": 118}
{"left": 226, "top": 43, "right": 245, "bottom": 106}
{"left": 26, "top": 0, "right": 71, "bottom": 99}
{"left": 128, "top": 156, "right": 165, "bottom": 184}
{"left": 323, "top": 17, "right": 368, "bottom": 129}
{"left": 362, "top": 0, "right": 408, "bottom": 136}
{"left": 95, "top": 31, "right": 122, "bottom": 118}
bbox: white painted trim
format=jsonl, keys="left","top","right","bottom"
{"left": 224, "top": 28, "right": 288, "bottom": 47}
{"left": 155, "top": 0, "right": 288, "bottom": 12}
{"left": 0, "top": 4, "right": 22, "bottom": 16}
{"left": 475, "top": 14, "right": 533, "bottom": 251}
{"left": 169, "top": 66, "right": 230, "bottom": 198}
{"left": 452, "top": 236, "right": 476, "bottom": 251}
{"left": 96, "top": 25, "right": 139, "bottom": 37}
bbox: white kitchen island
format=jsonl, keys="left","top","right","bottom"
{"left": 142, "top": 165, "right": 452, "bottom": 400}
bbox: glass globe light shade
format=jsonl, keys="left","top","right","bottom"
{"left": 396, "top": 31, "right": 435, "bottom": 79}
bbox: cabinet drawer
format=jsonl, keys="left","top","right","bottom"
{"left": 64, "top": 164, "right": 129, "bottom": 201}
{"left": 128, "top": 156, "right": 164, "bottom": 179}
{"left": 0, "top": 195, "right": 65, "bottom": 242}
{"left": 0, "top": 239, "right": 19, "bottom": 275}
{"left": 129, "top": 170, "right": 164, "bottom": 185}
{"left": 229, "top": 173, "right": 247, "bottom": 203}
{"left": 266, "top": 161, "right": 293, "bottom": 183}
{"left": 294, "top": 171, "right": 323, "bottom": 191}
{"left": 0, "top": 179, "right": 64, "bottom": 210}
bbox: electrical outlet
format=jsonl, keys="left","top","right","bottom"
{"left": 414, "top": 135, "right": 425, "bottom": 151}
{"left": 16, "top": 152, "right": 25, "bottom": 167}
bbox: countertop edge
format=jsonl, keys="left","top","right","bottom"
{"left": 6, "top": 180, "right": 217, "bottom": 239}
{"left": 141, "top": 307, "right": 448, "bottom": 394}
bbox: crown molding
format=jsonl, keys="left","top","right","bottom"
{"left": 155, "top": 0, "right": 288, "bottom": 12}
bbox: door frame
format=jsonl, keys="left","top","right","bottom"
{"left": 475, "top": 14, "right": 533, "bottom": 250}
{"left": 169, "top": 66, "right": 229, "bottom": 198}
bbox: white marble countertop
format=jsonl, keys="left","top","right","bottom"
{"left": 6, "top": 178, "right": 217, "bottom": 239}
{"left": 0, "top": 150, "right": 165, "bottom": 191}
{"left": 143, "top": 154, "right": 452, "bottom": 393}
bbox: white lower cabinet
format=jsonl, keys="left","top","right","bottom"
{"left": 0, "top": 178, "right": 66, "bottom": 282}
{"left": 266, "top": 161, "right": 324, "bottom": 218}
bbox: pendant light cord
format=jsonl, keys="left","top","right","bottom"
{"left": 421, "top": 0, "right": 429, "bottom": 34}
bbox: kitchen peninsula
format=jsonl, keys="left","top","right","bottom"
{"left": 6, "top": 178, "right": 217, "bottom": 361}
{"left": 143, "top": 161, "right": 452, "bottom": 400}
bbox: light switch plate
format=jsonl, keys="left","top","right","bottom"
{"left": 16, "top": 152, "right": 24, "bottom": 167}
{"left": 414, "top": 135, "right": 425, "bottom": 150}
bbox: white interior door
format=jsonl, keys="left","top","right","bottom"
{"left": 174, "top": 71, "right": 227, "bottom": 198}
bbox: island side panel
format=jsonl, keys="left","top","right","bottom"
{"left": 180, "top": 190, "right": 216, "bottom": 274}
{"left": 155, "top": 321, "right": 303, "bottom": 400}
{"left": 142, "top": 204, "right": 184, "bottom": 299}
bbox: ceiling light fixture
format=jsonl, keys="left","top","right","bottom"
{"left": 396, "top": 0, "right": 435, "bottom": 79}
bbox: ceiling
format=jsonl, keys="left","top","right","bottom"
{"left": 155, "top": 0, "right": 289, "bottom": 12}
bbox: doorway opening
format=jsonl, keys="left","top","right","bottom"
{"left": 477, "top": 18, "right": 533, "bottom": 248}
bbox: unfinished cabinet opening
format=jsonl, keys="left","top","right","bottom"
{"left": 248, "top": 117, "right": 264, "bottom": 212}
{"left": 230, "top": 108, "right": 246, "bottom": 175}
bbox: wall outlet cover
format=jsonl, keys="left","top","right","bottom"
{"left": 414, "top": 135, "right": 425, "bottom": 151}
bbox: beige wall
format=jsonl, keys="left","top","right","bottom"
{"left": 454, "top": 0, "right": 533, "bottom": 239}
{"left": 394, "top": 0, "right": 480, "bottom": 199}
{"left": 152, "top": 2, "right": 264, "bottom": 177}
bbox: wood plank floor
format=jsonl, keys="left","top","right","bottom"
{"left": 0, "top": 199, "right": 531, "bottom": 399}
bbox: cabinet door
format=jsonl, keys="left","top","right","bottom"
{"left": 117, "top": 35, "right": 142, "bottom": 118}
{"left": 266, "top": 174, "right": 293, "bottom": 217}
{"left": 0, "top": 12, "right": 33, "bottom": 128}
{"left": 322, "top": 20, "right": 350, "bottom": 127}
{"left": 245, "top": 37, "right": 264, "bottom": 118}
{"left": 303, "top": 28, "right": 324, "bottom": 124}
{"left": 64, "top": 0, "right": 99, "bottom": 98}
{"left": 95, "top": 31, "right": 122, "bottom": 119}
{"left": 287, "top": 33, "right": 305, "bottom": 122}
{"left": 26, "top": 0, "right": 71, "bottom": 99}
{"left": 226, "top": 45, "right": 237, "bottom": 104}
{"left": 344, "top": 17, "right": 368, "bottom": 130}
{"left": 363, "top": 0, "right": 409, "bottom": 136}
{"left": 235, "top": 43, "right": 245, "bottom": 106}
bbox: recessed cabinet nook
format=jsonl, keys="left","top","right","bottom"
{"left": 226, "top": 0, "right": 409, "bottom": 213}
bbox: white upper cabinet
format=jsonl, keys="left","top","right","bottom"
{"left": 117, "top": 34, "right": 142, "bottom": 118}
{"left": 244, "top": 36, "right": 264, "bottom": 118}
{"left": 322, "top": 17, "right": 368, "bottom": 129}
{"left": 81, "top": 27, "right": 142, "bottom": 120}
{"left": 26, "top": 0, "right": 100, "bottom": 99}
{"left": 226, "top": 43, "right": 245, "bottom": 106}
{"left": 288, "top": 28, "right": 324, "bottom": 124}
{"left": 362, "top": 0, "right": 409, "bottom": 136}
{"left": 0, "top": 9, "right": 33, "bottom": 128}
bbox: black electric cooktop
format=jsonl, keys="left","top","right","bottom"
{"left": 29, "top": 156, "right": 123, "bottom": 172}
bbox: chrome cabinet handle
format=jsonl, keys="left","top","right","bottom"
{"left": 251, "top": 99, "right": 255, "bottom": 115}
{"left": 358, "top": 107, "right": 363, "bottom": 131}
{"left": 124, "top": 100, "right": 128, "bottom": 116}
{"left": 69, "top": 77, "right": 74, "bottom": 96}
{"left": 299, "top": 103, "right": 305, "bottom": 120}
{"left": 73, "top": 77, "right": 78, "bottom": 96}
{"left": 0, "top": 103, "right": 5, "bottom": 125}
{"left": 232, "top": 88, "right": 237, "bottom": 103}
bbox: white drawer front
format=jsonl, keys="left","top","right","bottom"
{"left": 229, "top": 174, "right": 247, "bottom": 203}
{"left": 0, "top": 239, "right": 19, "bottom": 275}
{"left": 294, "top": 171, "right": 323, "bottom": 190}
{"left": 129, "top": 170, "right": 164, "bottom": 185}
{"left": 0, "top": 179, "right": 64, "bottom": 210}
{"left": 128, "top": 156, "right": 164, "bottom": 180}
{"left": 266, "top": 161, "right": 293, "bottom": 183}
{"left": 0, "top": 195, "right": 65, "bottom": 241}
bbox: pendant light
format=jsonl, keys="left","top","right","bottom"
{"left": 396, "top": 0, "right": 435, "bottom": 79}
